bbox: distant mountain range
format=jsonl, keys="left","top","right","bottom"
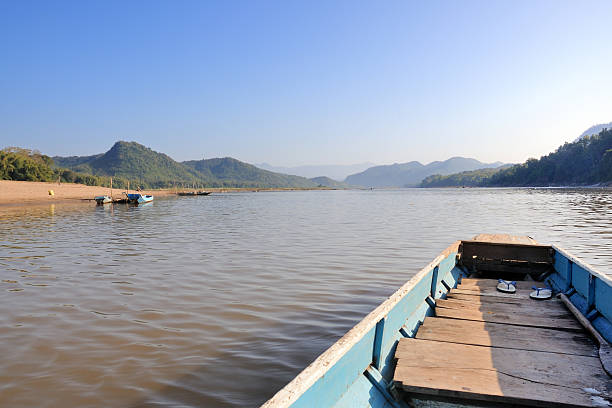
{"left": 9, "top": 120, "right": 611, "bottom": 189}
{"left": 53, "top": 141, "right": 320, "bottom": 189}
{"left": 345, "top": 157, "right": 506, "bottom": 187}
{"left": 255, "top": 162, "right": 375, "bottom": 181}
{"left": 54, "top": 143, "right": 507, "bottom": 190}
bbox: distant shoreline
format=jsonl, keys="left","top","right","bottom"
{"left": 419, "top": 183, "right": 612, "bottom": 189}
{"left": 0, "top": 180, "right": 338, "bottom": 208}
{"left": 6, "top": 179, "right": 608, "bottom": 209}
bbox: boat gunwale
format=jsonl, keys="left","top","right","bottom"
{"left": 261, "top": 240, "right": 611, "bottom": 408}
{"left": 261, "top": 240, "right": 461, "bottom": 408}
{"left": 552, "top": 244, "right": 611, "bottom": 286}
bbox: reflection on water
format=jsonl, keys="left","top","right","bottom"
{"left": 0, "top": 188, "right": 610, "bottom": 407}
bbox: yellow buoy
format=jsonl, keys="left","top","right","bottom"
{"left": 48, "top": 190, "right": 54, "bottom": 196}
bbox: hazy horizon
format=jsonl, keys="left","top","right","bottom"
{"left": 44, "top": 139, "right": 511, "bottom": 168}
{"left": 1, "top": 1, "right": 611, "bottom": 167}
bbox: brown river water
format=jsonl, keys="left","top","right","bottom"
{"left": 0, "top": 188, "right": 611, "bottom": 407}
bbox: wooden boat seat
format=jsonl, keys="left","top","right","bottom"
{"left": 392, "top": 278, "right": 612, "bottom": 407}
{"left": 459, "top": 236, "right": 554, "bottom": 278}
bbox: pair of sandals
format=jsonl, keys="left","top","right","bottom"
{"left": 497, "top": 279, "right": 552, "bottom": 300}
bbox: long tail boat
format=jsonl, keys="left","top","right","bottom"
{"left": 124, "top": 192, "right": 154, "bottom": 204}
{"left": 262, "top": 234, "right": 612, "bottom": 408}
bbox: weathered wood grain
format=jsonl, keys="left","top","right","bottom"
{"left": 395, "top": 358, "right": 605, "bottom": 408}
{"left": 389, "top": 239, "right": 612, "bottom": 408}
{"left": 395, "top": 338, "right": 610, "bottom": 392}
{"left": 452, "top": 286, "right": 537, "bottom": 299}
{"left": 446, "top": 291, "right": 528, "bottom": 305}
{"left": 446, "top": 291, "right": 563, "bottom": 306}
{"left": 436, "top": 298, "right": 570, "bottom": 316}
{"left": 416, "top": 317, "right": 597, "bottom": 356}
{"left": 395, "top": 366, "right": 605, "bottom": 407}
{"left": 394, "top": 335, "right": 612, "bottom": 407}
{"left": 435, "top": 306, "right": 583, "bottom": 331}
{"left": 459, "top": 278, "right": 544, "bottom": 289}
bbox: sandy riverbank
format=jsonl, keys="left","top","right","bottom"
{"left": 0, "top": 180, "right": 175, "bottom": 207}
{"left": 0, "top": 180, "right": 336, "bottom": 207}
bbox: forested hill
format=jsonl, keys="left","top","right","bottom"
{"left": 182, "top": 157, "right": 318, "bottom": 188}
{"left": 52, "top": 141, "right": 318, "bottom": 188}
{"left": 420, "top": 165, "right": 511, "bottom": 187}
{"left": 54, "top": 141, "right": 206, "bottom": 187}
{"left": 421, "top": 128, "right": 612, "bottom": 187}
{"left": 309, "top": 176, "right": 351, "bottom": 188}
{"left": 3, "top": 142, "right": 322, "bottom": 188}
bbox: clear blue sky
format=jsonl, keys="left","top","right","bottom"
{"left": 1, "top": 0, "right": 611, "bottom": 166}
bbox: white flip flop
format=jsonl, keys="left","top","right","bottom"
{"left": 497, "top": 279, "right": 516, "bottom": 293}
{"left": 530, "top": 286, "right": 552, "bottom": 300}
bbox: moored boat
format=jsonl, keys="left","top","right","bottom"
{"left": 94, "top": 195, "right": 112, "bottom": 204}
{"left": 124, "top": 192, "right": 154, "bottom": 204}
{"left": 137, "top": 194, "right": 153, "bottom": 204}
{"left": 177, "top": 191, "right": 210, "bottom": 196}
{"left": 262, "top": 234, "right": 612, "bottom": 408}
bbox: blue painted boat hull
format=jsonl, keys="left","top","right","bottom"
{"left": 124, "top": 193, "right": 154, "bottom": 204}
{"left": 94, "top": 195, "right": 111, "bottom": 204}
{"left": 137, "top": 194, "right": 153, "bottom": 204}
{"left": 261, "top": 237, "right": 612, "bottom": 408}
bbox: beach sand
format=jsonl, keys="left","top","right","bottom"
{"left": 0, "top": 180, "right": 334, "bottom": 208}
{"left": 0, "top": 180, "right": 175, "bottom": 207}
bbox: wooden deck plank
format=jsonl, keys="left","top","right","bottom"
{"left": 394, "top": 366, "right": 607, "bottom": 407}
{"left": 452, "top": 287, "right": 537, "bottom": 299}
{"left": 459, "top": 278, "right": 544, "bottom": 290}
{"left": 435, "top": 306, "right": 583, "bottom": 331}
{"left": 415, "top": 317, "right": 597, "bottom": 356}
{"left": 446, "top": 292, "right": 527, "bottom": 304}
{"left": 436, "top": 298, "right": 578, "bottom": 327}
{"left": 392, "top": 272, "right": 610, "bottom": 407}
{"left": 436, "top": 298, "right": 568, "bottom": 314}
{"left": 446, "top": 291, "right": 563, "bottom": 306}
{"left": 394, "top": 339, "right": 612, "bottom": 402}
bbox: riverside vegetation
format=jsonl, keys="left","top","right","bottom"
{"left": 0, "top": 147, "right": 119, "bottom": 187}
{"left": 1, "top": 142, "right": 330, "bottom": 189}
{"left": 421, "top": 128, "right": 612, "bottom": 187}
